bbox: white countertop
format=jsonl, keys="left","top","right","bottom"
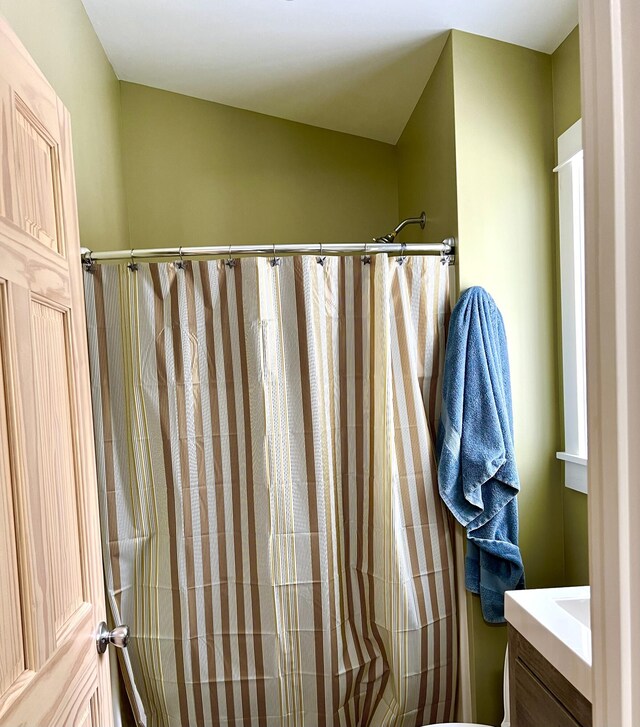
{"left": 505, "top": 586, "right": 592, "bottom": 701}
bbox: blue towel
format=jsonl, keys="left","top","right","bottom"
{"left": 437, "top": 286, "right": 525, "bottom": 623}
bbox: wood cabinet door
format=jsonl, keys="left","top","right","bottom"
{"left": 0, "top": 14, "right": 113, "bottom": 727}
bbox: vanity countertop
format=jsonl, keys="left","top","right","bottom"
{"left": 505, "top": 586, "right": 592, "bottom": 701}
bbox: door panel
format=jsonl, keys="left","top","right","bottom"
{"left": 13, "top": 96, "right": 63, "bottom": 253}
{"left": 0, "top": 13, "right": 113, "bottom": 726}
{"left": 0, "top": 283, "right": 24, "bottom": 701}
{"left": 31, "top": 299, "right": 84, "bottom": 634}
{"left": 6, "top": 282, "right": 57, "bottom": 669}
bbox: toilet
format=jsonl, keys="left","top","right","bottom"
{"left": 423, "top": 647, "right": 511, "bottom": 727}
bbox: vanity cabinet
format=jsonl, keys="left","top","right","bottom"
{"left": 508, "top": 626, "right": 592, "bottom": 727}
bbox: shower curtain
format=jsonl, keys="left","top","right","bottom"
{"left": 84, "top": 254, "right": 457, "bottom": 727}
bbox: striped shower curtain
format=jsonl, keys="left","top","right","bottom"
{"left": 84, "top": 255, "right": 457, "bottom": 727}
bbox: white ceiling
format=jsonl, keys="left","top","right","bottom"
{"left": 81, "top": 0, "right": 578, "bottom": 144}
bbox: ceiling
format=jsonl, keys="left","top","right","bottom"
{"left": 81, "top": 0, "right": 578, "bottom": 144}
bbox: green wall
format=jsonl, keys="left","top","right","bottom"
{"left": 453, "top": 31, "right": 562, "bottom": 724}
{"left": 119, "top": 82, "right": 398, "bottom": 249}
{"left": 552, "top": 28, "right": 582, "bottom": 138}
{"left": 552, "top": 28, "right": 588, "bottom": 587}
{"left": 397, "top": 36, "right": 458, "bottom": 246}
{"left": 398, "top": 30, "right": 566, "bottom": 725}
{"left": 453, "top": 31, "right": 561, "bottom": 725}
{"left": 0, "top": 0, "right": 129, "bottom": 252}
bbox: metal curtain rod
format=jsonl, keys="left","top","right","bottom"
{"left": 80, "top": 213, "right": 456, "bottom": 267}
{"left": 81, "top": 238, "right": 456, "bottom": 267}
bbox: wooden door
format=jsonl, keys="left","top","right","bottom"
{"left": 581, "top": 0, "right": 640, "bottom": 725}
{"left": 0, "top": 15, "right": 113, "bottom": 727}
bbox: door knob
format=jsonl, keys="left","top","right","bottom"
{"left": 96, "top": 621, "right": 130, "bottom": 654}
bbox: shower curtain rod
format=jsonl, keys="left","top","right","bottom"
{"left": 80, "top": 213, "right": 456, "bottom": 268}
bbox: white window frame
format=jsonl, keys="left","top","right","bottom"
{"left": 555, "top": 118, "right": 587, "bottom": 494}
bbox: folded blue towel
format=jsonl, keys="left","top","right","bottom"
{"left": 437, "top": 286, "right": 525, "bottom": 623}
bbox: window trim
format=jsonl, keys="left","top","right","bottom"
{"left": 555, "top": 118, "right": 587, "bottom": 494}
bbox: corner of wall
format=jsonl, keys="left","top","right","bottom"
{"left": 116, "top": 79, "right": 133, "bottom": 250}
{"left": 445, "top": 30, "right": 562, "bottom": 726}
{"left": 551, "top": 25, "right": 588, "bottom": 589}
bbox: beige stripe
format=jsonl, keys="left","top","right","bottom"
{"left": 199, "top": 262, "right": 232, "bottom": 723}
{"left": 124, "top": 271, "right": 148, "bottom": 712}
{"left": 427, "top": 261, "right": 456, "bottom": 720}
{"left": 315, "top": 259, "right": 341, "bottom": 725}
{"left": 279, "top": 262, "right": 304, "bottom": 721}
{"left": 92, "top": 270, "right": 149, "bottom": 723}
{"left": 232, "top": 260, "right": 268, "bottom": 717}
{"left": 263, "top": 260, "right": 303, "bottom": 723}
{"left": 293, "top": 256, "right": 327, "bottom": 722}
{"left": 92, "top": 268, "right": 122, "bottom": 612}
{"left": 365, "top": 257, "right": 390, "bottom": 721}
{"left": 218, "top": 263, "right": 252, "bottom": 720}
{"left": 122, "top": 267, "right": 160, "bottom": 724}
{"left": 257, "top": 261, "right": 287, "bottom": 722}
{"left": 412, "top": 259, "right": 457, "bottom": 721}
{"left": 183, "top": 263, "right": 215, "bottom": 724}
{"left": 337, "top": 258, "right": 356, "bottom": 726}
{"left": 149, "top": 264, "right": 190, "bottom": 725}
{"left": 369, "top": 256, "right": 394, "bottom": 726}
{"left": 129, "top": 267, "right": 169, "bottom": 725}
{"left": 167, "top": 264, "right": 205, "bottom": 725}
{"left": 427, "top": 262, "right": 442, "bottom": 439}
{"left": 416, "top": 262, "right": 430, "bottom": 433}
{"left": 348, "top": 258, "right": 377, "bottom": 725}
{"left": 390, "top": 262, "right": 441, "bottom": 724}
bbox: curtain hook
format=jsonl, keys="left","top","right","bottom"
{"left": 82, "top": 249, "right": 96, "bottom": 273}
{"left": 270, "top": 242, "right": 280, "bottom": 267}
{"left": 174, "top": 247, "right": 185, "bottom": 270}
{"left": 128, "top": 249, "right": 138, "bottom": 272}
{"left": 440, "top": 240, "right": 454, "bottom": 266}
{"left": 316, "top": 241, "right": 326, "bottom": 266}
{"left": 397, "top": 241, "right": 407, "bottom": 266}
{"left": 225, "top": 243, "right": 236, "bottom": 268}
{"left": 362, "top": 240, "right": 371, "bottom": 266}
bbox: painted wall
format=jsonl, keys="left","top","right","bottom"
{"left": 398, "top": 37, "right": 471, "bottom": 714}
{"left": 399, "top": 31, "right": 562, "bottom": 725}
{"left": 552, "top": 27, "right": 588, "bottom": 587}
{"left": 119, "top": 82, "right": 398, "bottom": 249}
{"left": 0, "top": 0, "right": 129, "bottom": 251}
{"left": 401, "top": 30, "right": 564, "bottom": 725}
{"left": 452, "top": 31, "right": 561, "bottom": 725}
{"left": 397, "top": 36, "right": 458, "bottom": 246}
{"left": 552, "top": 28, "right": 582, "bottom": 139}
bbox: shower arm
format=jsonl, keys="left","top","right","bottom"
{"left": 374, "top": 212, "right": 426, "bottom": 244}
